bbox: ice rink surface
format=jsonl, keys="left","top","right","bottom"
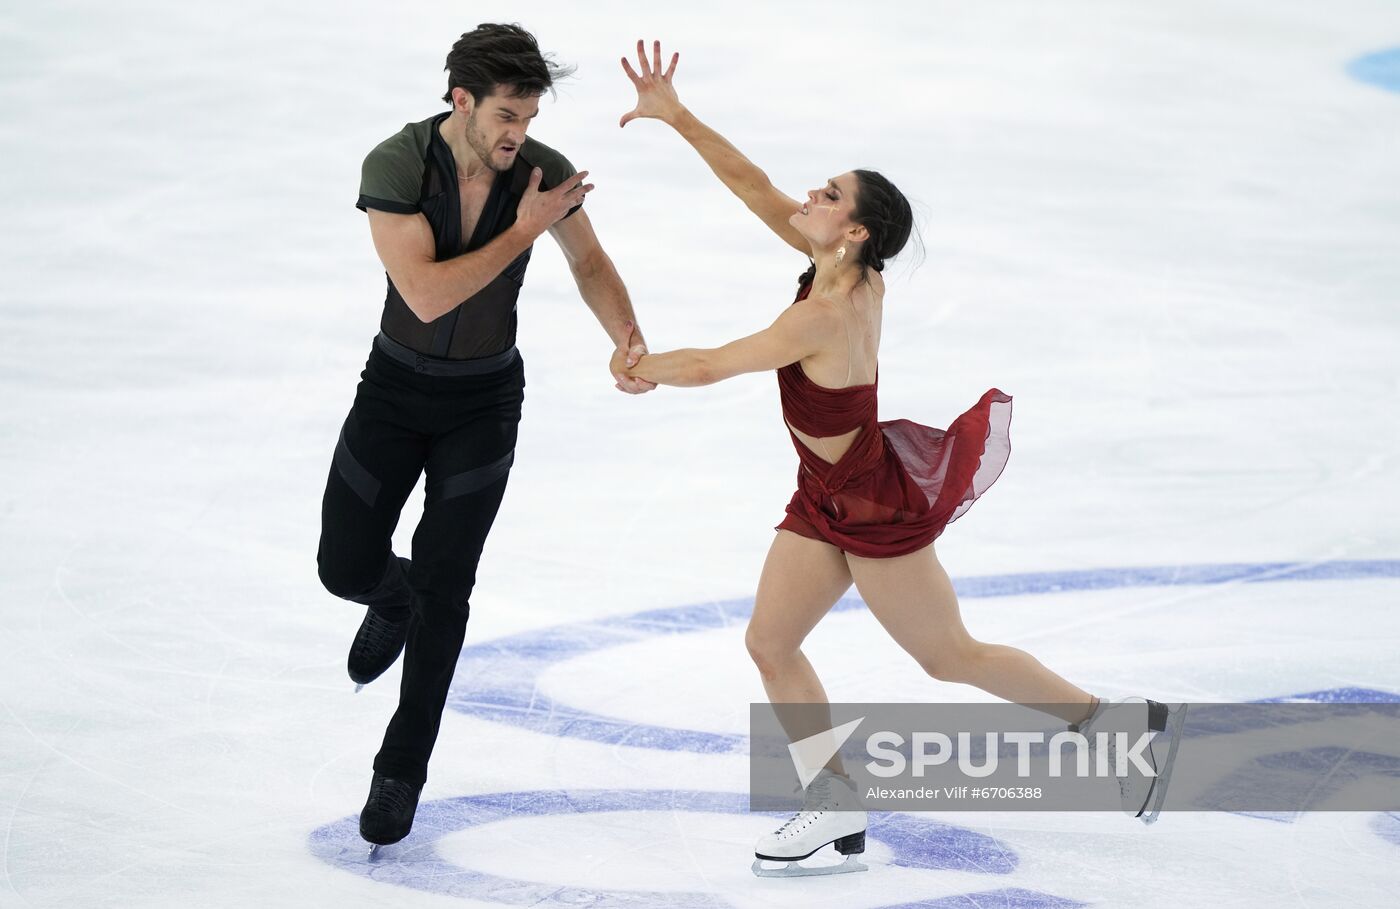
{"left": 2, "top": 0, "right": 1399, "bottom": 905}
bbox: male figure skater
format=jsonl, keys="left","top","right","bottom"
{"left": 316, "top": 23, "right": 654, "bottom": 849}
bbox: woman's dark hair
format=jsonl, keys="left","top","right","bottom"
{"left": 442, "top": 23, "right": 576, "bottom": 105}
{"left": 798, "top": 168, "right": 916, "bottom": 290}
{"left": 850, "top": 170, "right": 914, "bottom": 274}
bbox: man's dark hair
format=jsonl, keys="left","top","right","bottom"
{"left": 442, "top": 23, "right": 575, "bottom": 105}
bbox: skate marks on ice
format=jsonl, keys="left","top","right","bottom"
{"left": 307, "top": 788, "right": 1083, "bottom": 908}
{"left": 1181, "top": 688, "right": 1400, "bottom": 821}
{"left": 443, "top": 559, "right": 1400, "bottom": 753}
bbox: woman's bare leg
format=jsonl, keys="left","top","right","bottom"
{"left": 845, "top": 544, "right": 1097, "bottom": 725}
{"left": 746, "top": 529, "right": 854, "bottom": 771}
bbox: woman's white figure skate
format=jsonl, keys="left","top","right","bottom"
{"left": 1070, "top": 697, "right": 1189, "bottom": 824}
{"left": 752, "top": 769, "right": 868, "bottom": 877}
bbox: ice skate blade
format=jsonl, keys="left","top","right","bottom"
{"left": 752, "top": 854, "right": 867, "bottom": 878}
{"left": 366, "top": 844, "right": 380, "bottom": 860}
{"left": 1140, "top": 702, "right": 1189, "bottom": 825}
{"left": 354, "top": 683, "right": 364, "bottom": 694}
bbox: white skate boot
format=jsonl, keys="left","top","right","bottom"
{"left": 1071, "top": 697, "right": 1188, "bottom": 824}
{"left": 752, "top": 769, "right": 868, "bottom": 878}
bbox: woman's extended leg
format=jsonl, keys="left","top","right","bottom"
{"left": 845, "top": 544, "right": 1097, "bottom": 725}
{"left": 746, "top": 529, "right": 854, "bottom": 769}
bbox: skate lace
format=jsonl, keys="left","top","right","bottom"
{"left": 1106, "top": 736, "right": 1132, "bottom": 798}
{"left": 367, "top": 776, "right": 416, "bottom": 816}
{"left": 1086, "top": 716, "right": 1155, "bottom": 803}
{"left": 772, "top": 776, "right": 838, "bottom": 837}
{"left": 352, "top": 609, "right": 408, "bottom": 659}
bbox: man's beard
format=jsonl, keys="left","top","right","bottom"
{"left": 465, "top": 113, "right": 507, "bottom": 173}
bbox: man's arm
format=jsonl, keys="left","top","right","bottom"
{"left": 367, "top": 167, "right": 592, "bottom": 323}
{"left": 369, "top": 211, "right": 534, "bottom": 323}
{"left": 549, "top": 209, "right": 656, "bottom": 394}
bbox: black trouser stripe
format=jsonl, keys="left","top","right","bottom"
{"left": 334, "top": 428, "right": 382, "bottom": 508}
{"left": 431, "top": 449, "right": 514, "bottom": 503}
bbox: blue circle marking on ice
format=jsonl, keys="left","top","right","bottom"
{"left": 446, "top": 559, "right": 1400, "bottom": 753}
{"left": 1373, "top": 812, "right": 1400, "bottom": 848}
{"left": 315, "top": 562, "right": 1400, "bottom": 903}
{"left": 1348, "top": 48, "right": 1400, "bottom": 93}
{"left": 308, "top": 788, "right": 1085, "bottom": 908}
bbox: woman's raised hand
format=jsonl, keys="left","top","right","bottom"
{"left": 619, "top": 39, "right": 682, "bottom": 128}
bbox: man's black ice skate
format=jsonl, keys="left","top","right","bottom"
{"left": 347, "top": 606, "right": 410, "bottom": 691}
{"left": 360, "top": 773, "right": 422, "bottom": 856}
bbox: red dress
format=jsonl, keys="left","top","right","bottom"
{"left": 775, "top": 279, "right": 1013, "bottom": 558}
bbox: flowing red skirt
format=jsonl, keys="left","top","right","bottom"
{"left": 775, "top": 388, "right": 1013, "bottom": 558}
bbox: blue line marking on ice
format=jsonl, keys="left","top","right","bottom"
{"left": 446, "top": 559, "right": 1400, "bottom": 753}
{"left": 1348, "top": 47, "right": 1400, "bottom": 93}
{"left": 308, "top": 788, "right": 1085, "bottom": 908}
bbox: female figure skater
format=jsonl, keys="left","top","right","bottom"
{"left": 615, "top": 41, "right": 1186, "bottom": 876}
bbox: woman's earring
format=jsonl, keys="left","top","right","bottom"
{"left": 835, "top": 246, "right": 847, "bottom": 263}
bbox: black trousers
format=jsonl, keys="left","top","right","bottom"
{"left": 317, "top": 336, "right": 524, "bottom": 787}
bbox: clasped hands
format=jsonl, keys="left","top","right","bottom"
{"left": 611, "top": 320, "right": 654, "bottom": 394}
